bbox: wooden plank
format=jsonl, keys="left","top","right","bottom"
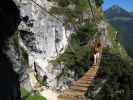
{"left": 58, "top": 95, "right": 78, "bottom": 100}
{"left": 83, "top": 73, "right": 96, "bottom": 76}
{"left": 76, "top": 80, "right": 92, "bottom": 84}
{"left": 80, "top": 77, "right": 94, "bottom": 81}
{"left": 70, "top": 85, "right": 88, "bottom": 91}
{"left": 64, "top": 89, "right": 85, "bottom": 96}
{"left": 81, "top": 75, "right": 95, "bottom": 78}
{"left": 58, "top": 64, "right": 100, "bottom": 99}
{"left": 72, "top": 82, "right": 91, "bottom": 87}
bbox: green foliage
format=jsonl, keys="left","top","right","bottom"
{"left": 51, "top": 31, "right": 94, "bottom": 78}
{"left": 49, "top": 0, "right": 102, "bottom": 82}
{"left": 78, "top": 22, "right": 97, "bottom": 36}
{"left": 51, "top": 0, "right": 89, "bottom": 9}
{"left": 50, "top": 0, "right": 99, "bottom": 78}
{"left": 57, "top": 0, "right": 70, "bottom": 7}
{"left": 95, "top": 48, "right": 133, "bottom": 100}
{"left": 95, "top": 0, "right": 104, "bottom": 7}
{"left": 51, "top": 21, "right": 98, "bottom": 68}
{"left": 21, "top": 88, "right": 46, "bottom": 100}
{"left": 49, "top": 0, "right": 91, "bottom": 24}
{"left": 49, "top": 0, "right": 103, "bottom": 38}
{"left": 93, "top": 23, "right": 133, "bottom": 99}
{"left": 78, "top": 0, "right": 89, "bottom": 11}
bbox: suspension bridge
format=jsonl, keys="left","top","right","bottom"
{"left": 58, "top": 53, "right": 102, "bottom": 100}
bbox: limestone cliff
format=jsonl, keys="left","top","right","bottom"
{"left": 11, "top": 0, "right": 72, "bottom": 91}
{"left": 9, "top": 0, "right": 110, "bottom": 93}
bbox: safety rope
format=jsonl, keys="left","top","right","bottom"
{"left": 29, "top": 0, "right": 63, "bottom": 23}
{"left": 28, "top": 0, "right": 98, "bottom": 54}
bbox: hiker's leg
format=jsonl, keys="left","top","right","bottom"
{"left": 93, "top": 54, "right": 97, "bottom": 65}
{"left": 96, "top": 53, "right": 100, "bottom": 65}
{"left": 95, "top": 53, "right": 98, "bottom": 65}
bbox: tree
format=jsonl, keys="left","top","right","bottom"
{"left": 95, "top": 0, "right": 104, "bottom": 7}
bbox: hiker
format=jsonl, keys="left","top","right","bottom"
{"left": 115, "top": 31, "right": 119, "bottom": 41}
{"left": 93, "top": 40, "right": 101, "bottom": 66}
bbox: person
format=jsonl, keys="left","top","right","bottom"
{"left": 93, "top": 40, "right": 101, "bottom": 66}
{"left": 115, "top": 31, "right": 119, "bottom": 41}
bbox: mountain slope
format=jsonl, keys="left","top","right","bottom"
{"left": 130, "top": 11, "right": 133, "bottom": 16}
{"left": 105, "top": 5, "right": 133, "bottom": 19}
{"left": 104, "top": 5, "right": 133, "bottom": 58}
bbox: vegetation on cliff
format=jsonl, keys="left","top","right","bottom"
{"left": 50, "top": 0, "right": 133, "bottom": 99}
{"left": 21, "top": 88, "right": 46, "bottom": 100}
{"left": 17, "top": 0, "right": 133, "bottom": 99}
{"left": 50, "top": 0, "right": 102, "bottom": 80}
{"left": 94, "top": 24, "right": 133, "bottom": 100}
{"left": 104, "top": 5, "right": 133, "bottom": 58}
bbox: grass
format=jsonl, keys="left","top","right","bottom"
{"left": 21, "top": 88, "right": 47, "bottom": 100}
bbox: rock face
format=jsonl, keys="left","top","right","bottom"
{"left": 0, "top": 0, "right": 21, "bottom": 99}
{"left": 98, "top": 21, "right": 112, "bottom": 48}
{"left": 9, "top": 0, "right": 111, "bottom": 93}
{"left": 6, "top": 32, "right": 33, "bottom": 92}
{"left": 12, "top": 0, "right": 72, "bottom": 90}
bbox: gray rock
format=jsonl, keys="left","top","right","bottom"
{"left": 12, "top": 0, "right": 72, "bottom": 91}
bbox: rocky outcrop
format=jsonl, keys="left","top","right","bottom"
{"left": 98, "top": 21, "right": 112, "bottom": 48}
{"left": 0, "top": 0, "right": 21, "bottom": 99}
{"left": 11, "top": 0, "right": 72, "bottom": 90}
{"left": 8, "top": 0, "right": 111, "bottom": 93}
